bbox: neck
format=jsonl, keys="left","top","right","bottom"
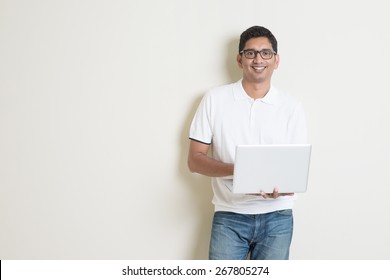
{"left": 242, "top": 79, "right": 271, "bottom": 99}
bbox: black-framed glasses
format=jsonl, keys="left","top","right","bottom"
{"left": 239, "top": 49, "right": 277, "bottom": 60}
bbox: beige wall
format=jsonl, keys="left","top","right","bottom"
{"left": 1, "top": 0, "right": 390, "bottom": 259}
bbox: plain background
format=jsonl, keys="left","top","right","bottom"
{"left": 1, "top": 0, "right": 389, "bottom": 259}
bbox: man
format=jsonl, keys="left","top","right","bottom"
{"left": 187, "top": 26, "right": 308, "bottom": 260}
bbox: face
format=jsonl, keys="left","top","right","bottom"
{"left": 237, "top": 37, "right": 279, "bottom": 85}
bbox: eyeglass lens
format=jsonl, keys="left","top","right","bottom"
{"left": 243, "top": 49, "right": 274, "bottom": 60}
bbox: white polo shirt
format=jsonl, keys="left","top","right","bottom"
{"left": 189, "top": 79, "right": 308, "bottom": 214}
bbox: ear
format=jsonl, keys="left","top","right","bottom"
{"left": 274, "top": 54, "right": 280, "bottom": 70}
{"left": 236, "top": 54, "right": 243, "bottom": 69}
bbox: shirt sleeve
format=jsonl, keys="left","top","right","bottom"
{"left": 287, "top": 102, "right": 308, "bottom": 144}
{"left": 189, "top": 92, "right": 213, "bottom": 145}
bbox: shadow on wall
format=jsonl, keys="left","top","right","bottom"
{"left": 225, "top": 38, "right": 242, "bottom": 83}
{"left": 178, "top": 96, "right": 213, "bottom": 260}
{"left": 177, "top": 37, "right": 243, "bottom": 260}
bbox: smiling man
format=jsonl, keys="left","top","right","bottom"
{"left": 187, "top": 26, "right": 307, "bottom": 260}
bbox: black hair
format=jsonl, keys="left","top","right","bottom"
{"left": 239, "top": 26, "right": 278, "bottom": 54}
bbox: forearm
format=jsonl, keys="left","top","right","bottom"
{"left": 188, "top": 152, "right": 234, "bottom": 177}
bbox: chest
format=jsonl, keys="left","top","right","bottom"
{"left": 212, "top": 100, "right": 291, "bottom": 145}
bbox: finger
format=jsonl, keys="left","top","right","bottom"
{"left": 260, "top": 191, "right": 268, "bottom": 199}
{"left": 272, "top": 189, "right": 279, "bottom": 199}
{"left": 278, "top": 193, "right": 295, "bottom": 196}
{"left": 246, "top": 193, "right": 262, "bottom": 196}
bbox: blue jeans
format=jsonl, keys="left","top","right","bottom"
{"left": 209, "top": 210, "right": 293, "bottom": 260}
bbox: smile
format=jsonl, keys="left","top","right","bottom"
{"left": 252, "top": 66, "right": 266, "bottom": 72}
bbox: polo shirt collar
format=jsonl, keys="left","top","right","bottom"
{"left": 233, "top": 79, "right": 278, "bottom": 105}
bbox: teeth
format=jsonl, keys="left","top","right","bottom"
{"left": 253, "top": 66, "right": 265, "bottom": 71}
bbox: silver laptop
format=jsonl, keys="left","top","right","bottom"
{"left": 225, "top": 144, "right": 311, "bottom": 194}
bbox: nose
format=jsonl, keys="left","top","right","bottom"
{"left": 253, "top": 52, "right": 264, "bottom": 62}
